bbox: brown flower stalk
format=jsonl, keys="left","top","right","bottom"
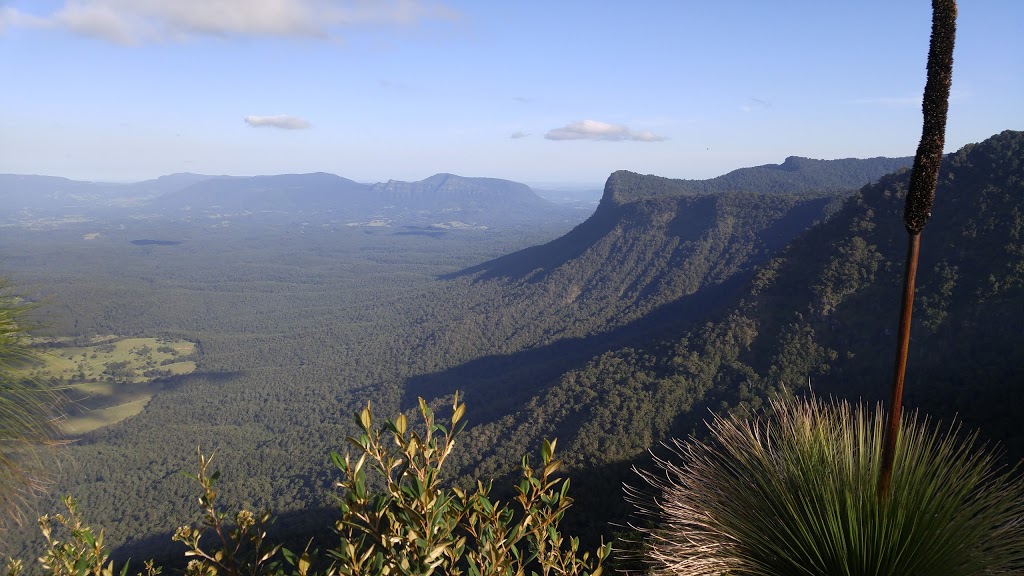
{"left": 879, "top": 0, "right": 957, "bottom": 499}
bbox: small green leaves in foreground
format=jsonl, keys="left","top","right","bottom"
{"left": 7, "top": 396, "right": 607, "bottom": 576}
{"left": 629, "top": 396, "right": 1024, "bottom": 576}
{"left": 329, "top": 393, "right": 610, "bottom": 576}
{"left": 172, "top": 449, "right": 287, "bottom": 576}
{"left": 3, "top": 495, "right": 159, "bottom": 576}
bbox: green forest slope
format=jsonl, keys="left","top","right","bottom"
{"left": 440, "top": 130, "right": 1023, "bottom": 536}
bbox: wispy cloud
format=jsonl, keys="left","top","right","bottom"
{"left": 244, "top": 115, "right": 311, "bottom": 130}
{"left": 545, "top": 120, "right": 666, "bottom": 142}
{"left": 740, "top": 97, "right": 772, "bottom": 113}
{"left": 1, "top": 0, "right": 457, "bottom": 44}
{"left": 0, "top": 6, "right": 47, "bottom": 32}
{"left": 379, "top": 79, "right": 412, "bottom": 90}
{"left": 509, "top": 131, "right": 529, "bottom": 139}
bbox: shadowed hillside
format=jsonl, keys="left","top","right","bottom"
{"left": 436, "top": 155, "right": 913, "bottom": 352}
{"left": 435, "top": 131, "right": 1023, "bottom": 524}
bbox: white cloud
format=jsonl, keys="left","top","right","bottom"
{"left": 0, "top": 6, "right": 46, "bottom": 32}
{"left": 1, "top": 0, "right": 456, "bottom": 44}
{"left": 509, "top": 131, "right": 529, "bottom": 139}
{"left": 245, "top": 115, "right": 311, "bottom": 129}
{"left": 545, "top": 120, "right": 666, "bottom": 142}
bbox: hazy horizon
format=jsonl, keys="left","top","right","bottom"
{"left": 2, "top": 1, "right": 1021, "bottom": 184}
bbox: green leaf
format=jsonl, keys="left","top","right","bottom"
{"left": 541, "top": 439, "right": 557, "bottom": 463}
{"left": 452, "top": 403, "right": 465, "bottom": 426}
{"left": 358, "top": 404, "right": 372, "bottom": 431}
{"left": 542, "top": 460, "right": 561, "bottom": 478}
{"left": 330, "top": 451, "right": 347, "bottom": 471}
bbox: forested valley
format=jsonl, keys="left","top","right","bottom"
{"left": 2, "top": 133, "right": 1020, "bottom": 567}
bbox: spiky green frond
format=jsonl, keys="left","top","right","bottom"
{"left": 629, "top": 396, "right": 1024, "bottom": 576}
{"left": 0, "top": 278, "right": 65, "bottom": 532}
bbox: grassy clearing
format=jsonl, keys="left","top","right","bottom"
{"left": 60, "top": 398, "right": 153, "bottom": 436}
{"left": 20, "top": 336, "right": 197, "bottom": 436}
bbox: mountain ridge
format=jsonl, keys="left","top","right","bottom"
{"left": 434, "top": 154, "right": 914, "bottom": 352}
{"left": 438, "top": 129, "right": 1024, "bottom": 497}
{"left": 0, "top": 171, "right": 575, "bottom": 228}
{"left": 603, "top": 155, "right": 913, "bottom": 205}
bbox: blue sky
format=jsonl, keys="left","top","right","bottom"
{"left": 1, "top": 1, "right": 1021, "bottom": 185}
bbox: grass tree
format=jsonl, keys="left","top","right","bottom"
{"left": 879, "top": 0, "right": 958, "bottom": 499}
{"left": 629, "top": 2, "right": 1024, "bottom": 573}
{"left": 0, "top": 278, "right": 65, "bottom": 535}
{"left": 628, "top": 397, "right": 1024, "bottom": 575}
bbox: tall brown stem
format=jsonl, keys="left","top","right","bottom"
{"left": 878, "top": 0, "right": 956, "bottom": 499}
{"left": 878, "top": 233, "right": 920, "bottom": 497}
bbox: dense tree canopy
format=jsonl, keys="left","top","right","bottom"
{"left": 0, "top": 132, "right": 1018, "bottom": 563}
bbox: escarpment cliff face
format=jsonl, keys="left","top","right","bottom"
{"left": 442, "top": 154, "right": 914, "bottom": 350}
{"left": 408, "top": 154, "right": 915, "bottom": 434}
{"left": 432, "top": 131, "right": 1024, "bottom": 531}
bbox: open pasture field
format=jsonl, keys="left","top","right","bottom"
{"left": 22, "top": 336, "right": 197, "bottom": 435}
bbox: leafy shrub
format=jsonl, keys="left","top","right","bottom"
{"left": 326, "top": 394, "right": 610, "bottom": 576}
{"left": 4, "top": 496, "right": 160, "bottom": 576}
{"left": 8, "top": 395, "right": 611, "bottom": 576}
{"left": 628, "top": 396, "right": 1024, "bottom": 576}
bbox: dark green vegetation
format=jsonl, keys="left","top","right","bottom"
{"left": 4, "top": 136, "right": 1021, "bottom": 568}
{"left": 630, "top": 396, "right": 1024, "bottom": 576}
{"left": 603, "top": 156, "right": 912, "bottom": 204}
{"left": 0, "top": 212, "right": 588, "bottom": 560}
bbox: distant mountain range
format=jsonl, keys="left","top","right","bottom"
{"left": 0, "top": 172, "right": 579, "bottom": 229}
{"left": 0, "top": 156, "right": 912, "bottom": 230}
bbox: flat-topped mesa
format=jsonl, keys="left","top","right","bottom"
{"left": 599, "top": 170, "right": 690, "bottom": 208}
{"left": 598, "top": 155, "right": 915, "bottom": 208}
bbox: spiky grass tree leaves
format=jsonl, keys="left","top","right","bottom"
{"left": 0, "top": 278, "right": 65, "bottom": 535}
{"left": 629, "top": 396, "right": 1024, "bottom": 576}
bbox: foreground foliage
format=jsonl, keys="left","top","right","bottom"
{"left": 629, "top": 396, "right": 1024, "bottom": 576}
{"left": 324, "top": 394, "right": 609, "bottom": 576}
{"left": 0, "top": 278, "right": 65, "bottom": 536}
{"left": 7, "top": 396, "right": 610, "bottom": 576}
